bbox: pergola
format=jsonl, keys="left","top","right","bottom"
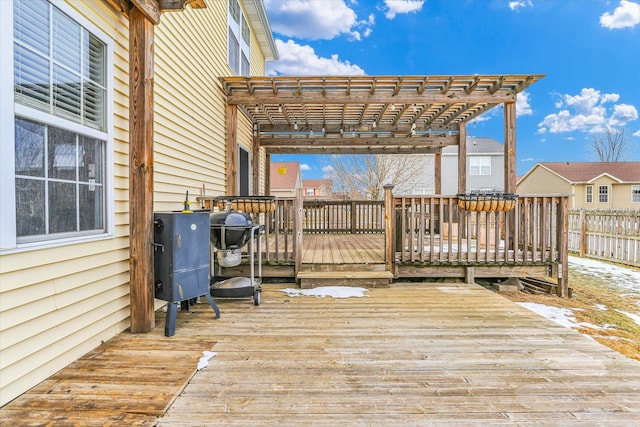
{"left": 220, "top": 75, "right": 544, "bottom": 196}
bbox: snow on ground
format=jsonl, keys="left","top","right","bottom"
{"left": 569, "top": 256, "right": 640, "bottom": 297}
{"left": 518, "top": 257, "right": 639, "bottom": 336}
{"left": 280, "top": 286, "right": 369, "bottom": 298}
{"left": 615, "top": 309, "right": 640, "bottom": 327}
{"left": 517, "top": 302, "right": 603, "bottom": 331}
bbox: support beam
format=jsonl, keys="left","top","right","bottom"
{"left": 226, "top": 104, "right": 238, "bottom": 195}
{"left": 252, "top": 124, "right": 260, "bottom": 195}
{"left": 434, "top": 152, "right": 441, "bottom": 195}
{"left": 457, "top": 123, "right": 467, "bottom": 194}
{"left": 265, "top": 153, "right": 271, "bottom": 195}
{"left": 130, "top": 0, "right": 161, "bottom": 24}
{"left": 265, "top": 146, "right": 441, "bottom": 155}
{"left": 504, "top": 101, "right": 516, "bottom": 193}
{"left": 129, "top": 7, "right": 155, "bottom": 333}
{"left": 384, "top": 184, "right": 395, "bottom": 274}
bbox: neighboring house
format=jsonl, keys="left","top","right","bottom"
{"left": 303, "top": 179, "right": 333, "bottom": 198}
{"left": 442, "top": 137, "right": 505, "bottom": 194}
{"left": 392, "top": 137, "right": 505, "bottom": 196}
{"left": 517, "top": 162, "right": 640, "bottom": 209}
{"left": 269, "top": 162, "right": 302, "bottom": 197}
{"left": 0, "top": 0, "right": 277, "bottom": 405}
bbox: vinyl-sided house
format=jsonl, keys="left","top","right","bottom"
{"left": 0, "top": 0, "right": 277, "bottom": 405}
{"left": 517, "top": 162, "right": 640, "bottom": 209}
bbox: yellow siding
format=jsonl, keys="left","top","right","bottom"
{"left": 1, "top": 0, "right": 270, "bottom": 406}
{"left": 611, "top": 184, "right": 640, "bottom": 209}
{"left": 0, "top": 0, "right": 131, "bottom": 406}
{"left": 517, "top": 166, "right": 575, "bottom": 205}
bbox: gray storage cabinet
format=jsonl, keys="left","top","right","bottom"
{"left": 153, "top": 211, "right": 219, "bottom": 336}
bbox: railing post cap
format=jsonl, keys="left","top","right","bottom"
{"left": 383, "top": 184, "right": 395, "bottom": 190}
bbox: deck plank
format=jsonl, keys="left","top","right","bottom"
{"left": 157, "top": 284, "right": 640, "bottom": 425}
{"left": 4, "top": 283, "right": 640, "bottom": 425}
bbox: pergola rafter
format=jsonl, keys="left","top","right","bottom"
{"left": 220, "top": 74, "right": 544, "bottom": 203}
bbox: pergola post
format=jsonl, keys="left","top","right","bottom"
{"left": 457, "top": 123, "right": 467, "bottom": 194}
{"left": 434, "top": 152, "right": 441, "bottom": 195}
{"left": 252, "top": 123, "right": 260, "bottom": 195}
{"left": 504, "top": 101, "right": 516, "bottom": 193}
{"left": 129, "top": 6, "right": 156, "bottom": 333}
{"left": 384, "top": 184, "right": 395, "bottom": 274}
{"left": 226, "top": 104, "right": 238, "bottom": 195}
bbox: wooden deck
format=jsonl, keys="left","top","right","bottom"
{"left": 302, "top": 233, "right": 385, "bottom": 264}
{"left": 3, "top": 283, "right": 640, "bottom": 425}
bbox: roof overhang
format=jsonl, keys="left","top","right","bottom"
{"left": 220, "top": 74, "right": 544, "bottom": 154}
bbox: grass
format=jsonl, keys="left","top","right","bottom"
{"left": 501, "top": 260, "right": 640, "bottom": 361}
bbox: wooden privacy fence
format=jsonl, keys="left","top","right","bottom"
{"left": 568, "top": 209, "right": 640, "bottom": 267}
{"left": 392, "top": 194, "right": 568, "bottom": 267}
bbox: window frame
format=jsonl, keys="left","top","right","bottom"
{"left": 585, "top": 185, "right": 593, "bottom": 203}
{"left": 598, "top": 185, "right": 609, "bottom": 203}
{"left": 632, "top": 185, "right": 640, "bottom": 203}
{"left": 1, "top": 0, "right": 114, "bottom": 252}
{"left": 227, "top": 0, "right": 250, "bottom": 76}
{"left": 469, "top": 156, "right": 491, "bottom": 176}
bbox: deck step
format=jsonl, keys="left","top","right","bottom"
{"left": 296, "top": 270, "right": 393, "bottom": 289}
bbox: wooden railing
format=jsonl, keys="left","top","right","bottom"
{"left": 303, "top": 200, "right": 384, "bottom": 233}
{"left": 392, "top": 195, "right": 568, "bottom": 265}
{"left": 568, "top": 209, "right": 640, "bottom": 267}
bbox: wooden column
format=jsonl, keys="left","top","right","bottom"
{"left": 265, "top": 153, "right": 271, "bottom": 196}
{"left": 129, "top": 7, "right": 155, "bottom": 333}
{"left": 384, "top": 184, "right": 395, "bottom": 274}
{"left": 226, "top": 104, "right": 238, "bottom": 195}
{"left": 504, "top": 101, "right": 516, "bottom": 193}
{"left": 556, "top": 196, "right": 570, "bottom": 297}
{"left": 457, "top": 123, "right": 467, "bottom": 194}
{"left": 252, "top": 124, "right": 260, "bottom": 195}
{"left": 579, "top": 208, "right": 586, "bottom": 258}
{"left": 293, "top": 188, "right": 304, "bottom": 279}
{"left": 434, "top": 152, "right": 441, "bottom": 195}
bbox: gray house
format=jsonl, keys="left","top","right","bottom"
{"left": 393, "top": 137, "right": 505, "bottom": 196}
{"left": 441, "top": 137, "right": 505, "bottom": 194}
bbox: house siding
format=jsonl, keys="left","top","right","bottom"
{"left": 0, "top": 0, "right": 130, "bottom": 406}
{"left": 1, "top": 0, "right": 269, "bottom": 406}
{"left": 517, "top": 167, "right": 573, "bottom": 198}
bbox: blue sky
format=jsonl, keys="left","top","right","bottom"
{"left": 262, "top": 0, "right": 640, "bottom": 178}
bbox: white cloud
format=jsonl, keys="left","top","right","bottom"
{"left": 509, "top": 0, "right": 533, "bottom": 11}
{"left": 471, "top": 91, "right": 533, "bottom": 124}
{"left": 600, "top": 0, "right": 640, "bottom": 29}
{"left": 537, "top": 88, "right": 638, "bottom": 134}
{"left": 322, "top": 165, "right": 335, "bottom": 173}
{"left": 633, "top": 130, "right": 640, "bottom": 137}
{"left": 266, "top": 39, "right": 366, "bottom": 76}
{"left": 516, "top": 91, "right": 533, "bottom": 116}
{"left": 520, "top": 157, "right": 535, "bottom": 162}
{"left": 264, "top": 0, "right": 373, "bottom": 40}
{"left": 300, "top": 163, "right": 311, "bottom": 171}
{"left": 383, "top": 0, "right": 425, "bottom": 19}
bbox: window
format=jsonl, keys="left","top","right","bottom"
{"left": 228, "top": 0, "right": 250, "bottom": 76}
{"left": 598, "top": 185, "right": 609, "bottom": 203}
{"left": 586, "top": 185, "right": 593, "bottom": 203}
{"left": 305, "top": 188, "right": 315, "bottom": 196}
{"left": 470, "top": 156, "right": 491, "bottom": 176}
{"left": 632, "top": 185, "right": 640, "bottom": 203}
{"left": 2, "top": 0, "right": 112, "bottom": 248}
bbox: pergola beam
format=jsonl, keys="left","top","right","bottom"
{"left": 226, "top": 91, "right": 517, "bottom": 105}
{"left": 265, "top": 146, "right": 442, "bottom": 155}
{"left": 259, "top": 136, "right": 458, "bottom": 147}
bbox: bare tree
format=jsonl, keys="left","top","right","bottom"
{"left": 591, "top": 127, "right": 634, "bottom": 162}
{"left": 325, "top": 154, "right": 425, "bottom": 200}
